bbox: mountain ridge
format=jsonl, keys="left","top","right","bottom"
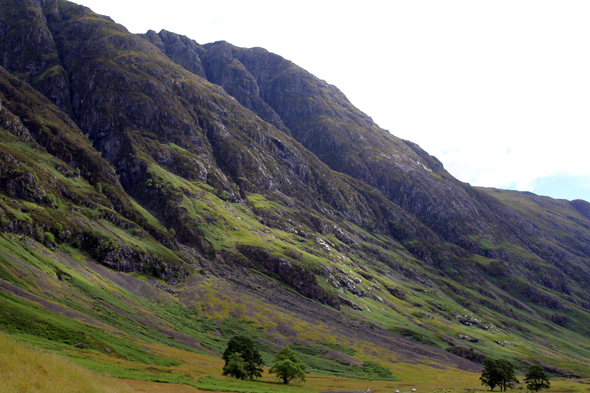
{"left": 142, "top": 28, "right": 590, "bottom": 299}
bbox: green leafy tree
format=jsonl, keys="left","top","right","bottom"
{"left": 480, "top": 358, "right": 518, "bottom": 392}
{"left": 497, "top": 359, "right": 519, "bottom": 392}
{"left": 269, "top": 345, "right": 306, "bottom": 385}
{"left": 222, "top": 336, "right": 264, "bottom": 379}
{"left": 222, "top": 352, "right": 248, "bottom": 380}
{"left": 481, "top": 358, "right": 502, "bottom": 391}
{"left": 524, "top": 365, "right": 550, "bottom": 392}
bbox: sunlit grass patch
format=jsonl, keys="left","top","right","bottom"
{"left": 0, "top": 332, "right": 135, "bottom": 393}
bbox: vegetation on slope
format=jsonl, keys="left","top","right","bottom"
{"left": 0, "top": 332, "right": 135, "bottom": 393}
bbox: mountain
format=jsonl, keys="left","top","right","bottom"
{"left": 1, "top": 0, "right": 590, "bottom": 390}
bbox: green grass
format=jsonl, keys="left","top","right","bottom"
{"left": 0, "top": 332, "right": 135, "bottom": 393}
{"left": 0, "top": 291, "right": 180, "bottom": 367}
{"left": 193, "top": 376, "right": 316, "bottom": 393}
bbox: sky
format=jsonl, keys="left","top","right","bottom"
{"left": 73, "top": 0, "right": 590, "bottom": 202}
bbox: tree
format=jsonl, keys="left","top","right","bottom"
{"left": 222, "top": 352, "right": 248, "bottom": 380}
{"left": 524, "top": 365, "right": 550, "bottom": 392}
{"left": 269, "top": 345, "right": 306, "bottom": 385}
{"left": 222, "top": 336, "right": 264, "bottom": 379}
{"left": 481, "top": 358, "right": 502, "bottom": 391}
{"left": 496, "top": 359, "right": 518, "bottom": 392}
{"left": 480, "top": 358, "right": 518, "bottom": 392}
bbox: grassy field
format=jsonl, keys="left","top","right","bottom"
{"left": 0, "top": 333, "right": 135, "bottom": 393}
{"left": 3, "top": 330, "right": 589, "bottom": 393}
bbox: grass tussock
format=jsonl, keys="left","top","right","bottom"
{"left": 0, "top": 332, "right": 134, "bottom": 393}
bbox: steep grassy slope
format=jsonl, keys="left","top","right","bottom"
{"left": 0, "top": 1, "right": 590, "bottom": 391}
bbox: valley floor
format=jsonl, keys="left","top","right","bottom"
{"left": 2, "top": 331, "right": 588, "bottom": 393}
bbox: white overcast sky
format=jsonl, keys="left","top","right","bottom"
{"left": 73, "top": 0, "right": 590, "bottom": 202}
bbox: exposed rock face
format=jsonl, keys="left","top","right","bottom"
{"left": 197, "top": 42, "right": 509, "bottom": 244}
{"left": 240, "top": 245, "right": 340, "bottom": 309}
{"left": 143, "top": 29, "right": 207, "bottom": 79}
{"left": 0, "top": 64, "right": 185, "bottom": 281}
{"left": 200, "top": 41, "right": 291, "bottom": 135}
{"left": 457, "top": 334, "right": 479, "bottom": 343}
{"left": 0, "top": 0, "right": 71, "bottom": 113}
{"left": 144, "top": 32, "right": 290, "bottom": 135}
{"left": 446, "top": 346, "right": 485, "bottom": 364}
{"left": 548, "top": 313, "right": 570, "bottom": 327}
{"left": 456, "top": 314, "right": 482, "bottom": 326}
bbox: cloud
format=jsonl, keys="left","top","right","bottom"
{"left": 439, "top": 139, "right": 590, "bottom": 200}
